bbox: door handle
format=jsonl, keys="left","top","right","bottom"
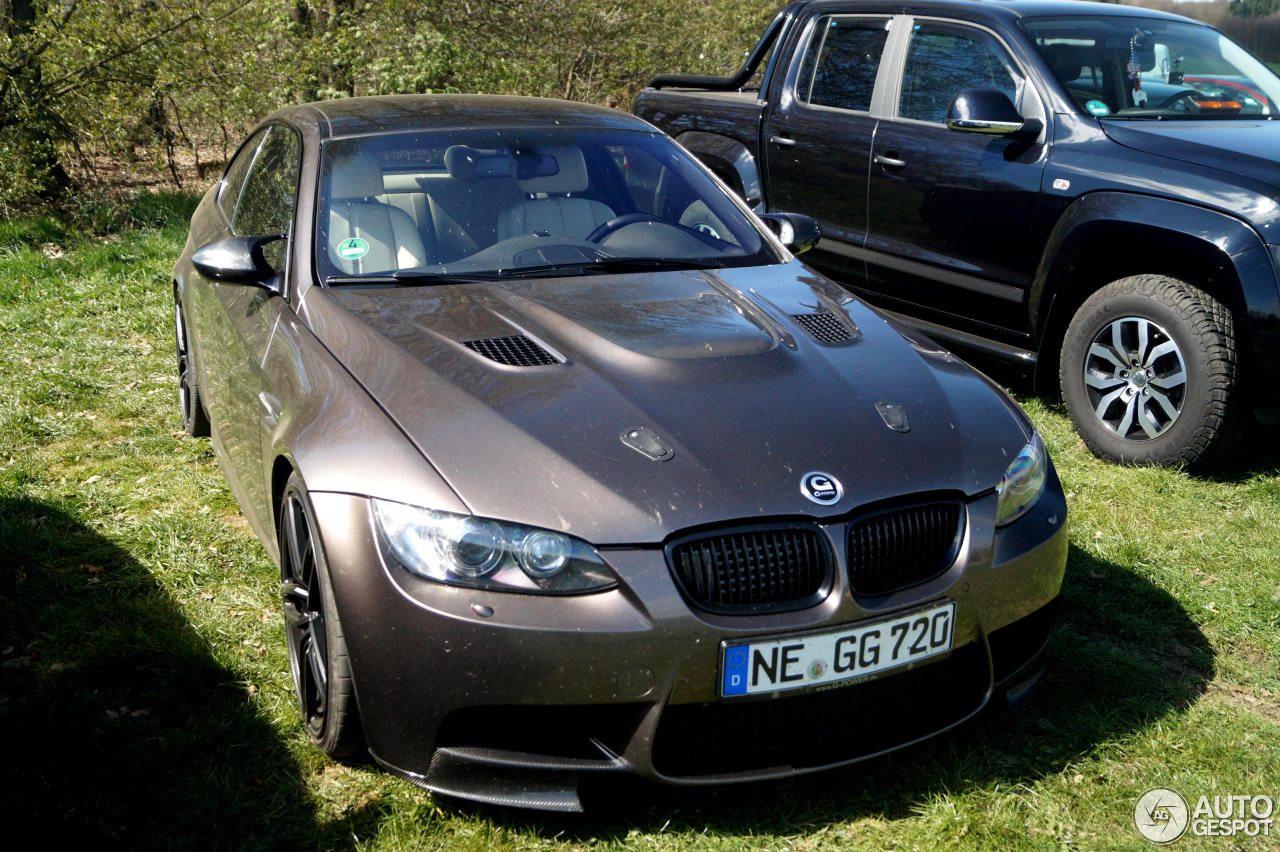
{"left": 770, "top": 135, "right": 797, "bottom": 148}
{"left": 874, "top": 153, "right": 907, "bottom": 169}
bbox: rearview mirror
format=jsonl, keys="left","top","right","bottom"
{"left": 946, "top": 89, "right": 1043, "bottom": 140}
{"left": 758, "top": 212, "right": 820, "bottom": 255}
{"left": 191, "top": 235, "right": 284, "bottom": 287}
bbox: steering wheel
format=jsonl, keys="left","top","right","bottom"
{"left": 586, "top": 213, "right": 665, "bottom": 243}
{"left": 1157, "top": 89, "right": 1202, "bottom": 112}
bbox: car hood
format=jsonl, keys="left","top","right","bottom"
{"left": 304, "top": 261, "right": 1031, "bottom": 544}
{"left": 1101, "top": 120, "right": 1280, "bottom": 192}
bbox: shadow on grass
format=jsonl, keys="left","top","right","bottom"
{"left": 451, "top": 541, "right": 1212, "bottom": 838}
{"left": 0, "top": 495, "right": 370, "bottom": 850}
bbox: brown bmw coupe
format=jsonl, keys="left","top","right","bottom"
{"left": 172, "top": 94, "right": 1067, "bottom": 811}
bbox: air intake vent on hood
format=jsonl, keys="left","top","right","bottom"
{"left": 790, "top": 311, "right": 856, "bottom": 344}
{"left": 463, "top": 334, "right": 560, "bottom": 367}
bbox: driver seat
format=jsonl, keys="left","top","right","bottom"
{"left": 496, "top": 146, "right": 615, "bottom": 241}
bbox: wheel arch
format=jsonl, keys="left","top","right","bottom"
{"left": 674, "top": 130, "right": 763, "bottom": 208}
{"left": 1029, "top": 193, "right": 1260, "bottom": 397}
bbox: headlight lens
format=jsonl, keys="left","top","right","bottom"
{"left": 995, "top": 434, "right": 1048, "bottom": 526}
{"left": 372, "top": 499, "right": 617, "bottom": 594}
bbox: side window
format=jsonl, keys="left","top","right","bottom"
{"left": 899, "top": 23, "right": 1021, "bottom": 124}
{"left": 798, "top": 17, "right": 891, "bottom": 112}
{"left": 217, "top": 127, "right": 269, "bottom": 221}
{"left": 231, "top": 125, "right": 302, "bottom": 269}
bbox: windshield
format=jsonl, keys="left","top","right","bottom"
{"left": 1022, "top": 15, "right": 1280, "bottom": 120}
{"left": 315, "top": 127, "right": 776, "bottom": 283}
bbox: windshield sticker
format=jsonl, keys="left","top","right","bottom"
{"left": 336, "top": 237, "right": 369, "bottom": 260}
{"left": 1085, "top": 100, "right": 1111, "bottom": 117}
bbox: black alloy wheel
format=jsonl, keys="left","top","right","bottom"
{"left": 279, "top": 473, "right": 364, "bottom": 758}
{"left": 173, "top": 296, "right": 211, "bottom": 437}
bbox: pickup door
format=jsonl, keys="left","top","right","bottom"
{"left": 765, "top": 10, "right": 1050, "bottom": 337}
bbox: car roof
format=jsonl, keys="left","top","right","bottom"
{"left": 795, "top": 0, "right": 1197, "bottom": 26}
{"left": 269, "top": 94, "right": 654, "bottom": 140}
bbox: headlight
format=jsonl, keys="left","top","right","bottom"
{"left": 372, "top": 499, "right": 617, "bottom": 594}
{"left": 995, "top": 434, "right": 1047, "bottom": 526}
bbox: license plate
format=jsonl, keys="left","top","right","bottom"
{"left": 720, "top": 601, "right": 955, "bottom": 697}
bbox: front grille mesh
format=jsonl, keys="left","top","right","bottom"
{"left": 847, "top": 501, "right": 963, "bottom": 596}
{"left": 667, "top": 525, "right": 831, "bottom": 613}
{"left": 790, "top": 311, "right": 853, "bottom": 343}
{"left": 463, "top": 334, "right": 559, "bottom": 367}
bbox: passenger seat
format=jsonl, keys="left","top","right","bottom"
{"left": 327, "top": 153, "right": 429, "bottom": 273}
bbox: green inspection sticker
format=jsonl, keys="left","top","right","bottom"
{"left": 1085, "top": 99, "right": 1111, "bottom": 117}
{"left": 336, "top": 237, "right": 369, "bottom": 260}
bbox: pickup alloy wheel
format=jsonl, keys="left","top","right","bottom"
{"left": 1060, "top": 275, "right": 1241, "bottom": 467}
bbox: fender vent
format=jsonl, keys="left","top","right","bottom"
{"left": 463, "top": 334, "right": 559, "bottom": 367}
{"left": 790, "top": 311, "right": 856, "bottom": 344}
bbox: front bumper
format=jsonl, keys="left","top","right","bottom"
{"left": 310, "top": 475, "right": 1068, "bottom": 812}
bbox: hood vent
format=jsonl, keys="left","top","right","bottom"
{"left": 463, "top": 334, "right": 560, "bottom": 367}
{"left": 790, "top": 311, "right": 857, "bottom": 344}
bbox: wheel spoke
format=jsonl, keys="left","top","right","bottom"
{"left": 1137, "top": 398, "right": 1163, "bottom": 439}
{"left": 1088, "top": 343, "right": 1127, "bottom": 372}
{"left": 1144, "top": 340, "right": 1178, "bottom": 368}
{"left": 1094, "top": 385, "right": 1127, "bottom": 420}
{"left": 1084, "top": 370, "right": 1125, "bottom": 391}
{"left": 1148, "top": 386, "right": 1181, "bottom": 421}
{"left": 1110, "top": 321, "right": 1128, "bottom": 360}
{"left": 1149, "top": 368, "right": 1186, "bottom": 391}
{"left": 285, "top": 500, "right": 305, "bottom": 576}
{"left": 1135, "top": 318, "right": 1151, "bottom": 366}
{"left": 304, "top": 626, "right": 328, "bottom": 692}
{"left": 1115, "top": 392, "right": 1138, "bottom": 437}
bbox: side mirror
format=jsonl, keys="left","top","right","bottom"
{"left": 758, "top": 212, "right": 820, "bottom": 255}
{"left": 191, "top": 235, "right": 284, "bottom": 287}
{"left": 946, "top": 89, "right": 1043, "bottom": 140}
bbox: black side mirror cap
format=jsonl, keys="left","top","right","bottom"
{"left": 191, "top": 235, "right": 284, "bottom": 287}
{"left": 758, "top": 212, "right": 821, "bottom": 255}
{"left": 946, "top": 89, "right": 1042, "bottom": 140}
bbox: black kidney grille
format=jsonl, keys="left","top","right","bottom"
{"left": 790, "top": 311, "right": 853, "bottom": 343}
{"left": 463, "top": 334, "right": 559, "bottom": 366}
{"left": 847, "top": 501, "right": 963, "bottom": 596}
{"left": 667, "top": 525, "right": 832, "bottom": 613}
{"left": 651, "top": 643, "right": 986, "bottom": 777}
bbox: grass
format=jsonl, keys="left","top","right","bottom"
{"left": 0, "top": 193, "right": 1277, "bottom": 850}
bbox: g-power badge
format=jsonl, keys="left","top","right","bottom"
{"left": 800, "top": 471, "right": 843, "bottom": 506}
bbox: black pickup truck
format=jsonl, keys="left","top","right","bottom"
{"left": 634, "top": 0, "right": 1280, "bottom": 466}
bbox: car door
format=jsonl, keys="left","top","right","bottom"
{"left": 208, "top": 124, "right": 301, "bottom": 533}
{"left": 864, "top": 18, "right": 1049, "bottom": 334}
{"left": 763, "top": 13, "right": 896, "bottom": 285}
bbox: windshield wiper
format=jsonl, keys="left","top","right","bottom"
{"left": 324, "top": 271, "right": 506, "bottom": 286}
{"left": 497, "top": 256, "right": 721, "bottom": 279}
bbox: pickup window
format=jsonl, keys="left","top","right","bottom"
{"left": 798, "top": 16, "right": 892, "bottom": 112}
{"left": 900, "top": 22, "right": 1022, "bottom": 124}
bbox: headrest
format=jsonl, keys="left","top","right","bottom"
{"left": 1045, "top": 44, "right": 1085, "bottom": 84}
{"left": 445, "top": 146, "right": 516, "bottom": 179}
{"left": 330, "top": 152, "right": 384, "bottom": 199}
{"left": 518, "top": 146, "right": 587, "bottom": 195}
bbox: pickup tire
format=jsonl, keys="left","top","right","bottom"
{"left": 1059, "top": 274, "right": 1241, "bottom": 467}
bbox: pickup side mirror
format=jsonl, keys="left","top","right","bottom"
{"left": 946, "top": 89, "right": 1043, "bottom": 140}
{"left": 758, "top": 212, "right": 820, "bottom": 255}
{"left": 191, "top": 235, "right": 284, "bottom": 287}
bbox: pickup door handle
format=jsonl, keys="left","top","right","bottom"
{"left": 874, "top": 153, "right": 907, "bottom": 169}
{"left": 770, "top": 135, "right": 797, "bottom": 148}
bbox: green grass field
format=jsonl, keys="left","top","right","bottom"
{"left": 1, "top": 194, "right": 1277, "bottom": 850}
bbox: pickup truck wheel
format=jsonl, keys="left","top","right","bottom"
{"left": 1059, "top": 274, "right": 1241, "bottom": 466}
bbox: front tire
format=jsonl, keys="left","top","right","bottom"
{"left": 279, "top": 473, "right": 365, "bottom": 759}
{"left": 1059, "top": 274, "right": 1241, "bottom": 466}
